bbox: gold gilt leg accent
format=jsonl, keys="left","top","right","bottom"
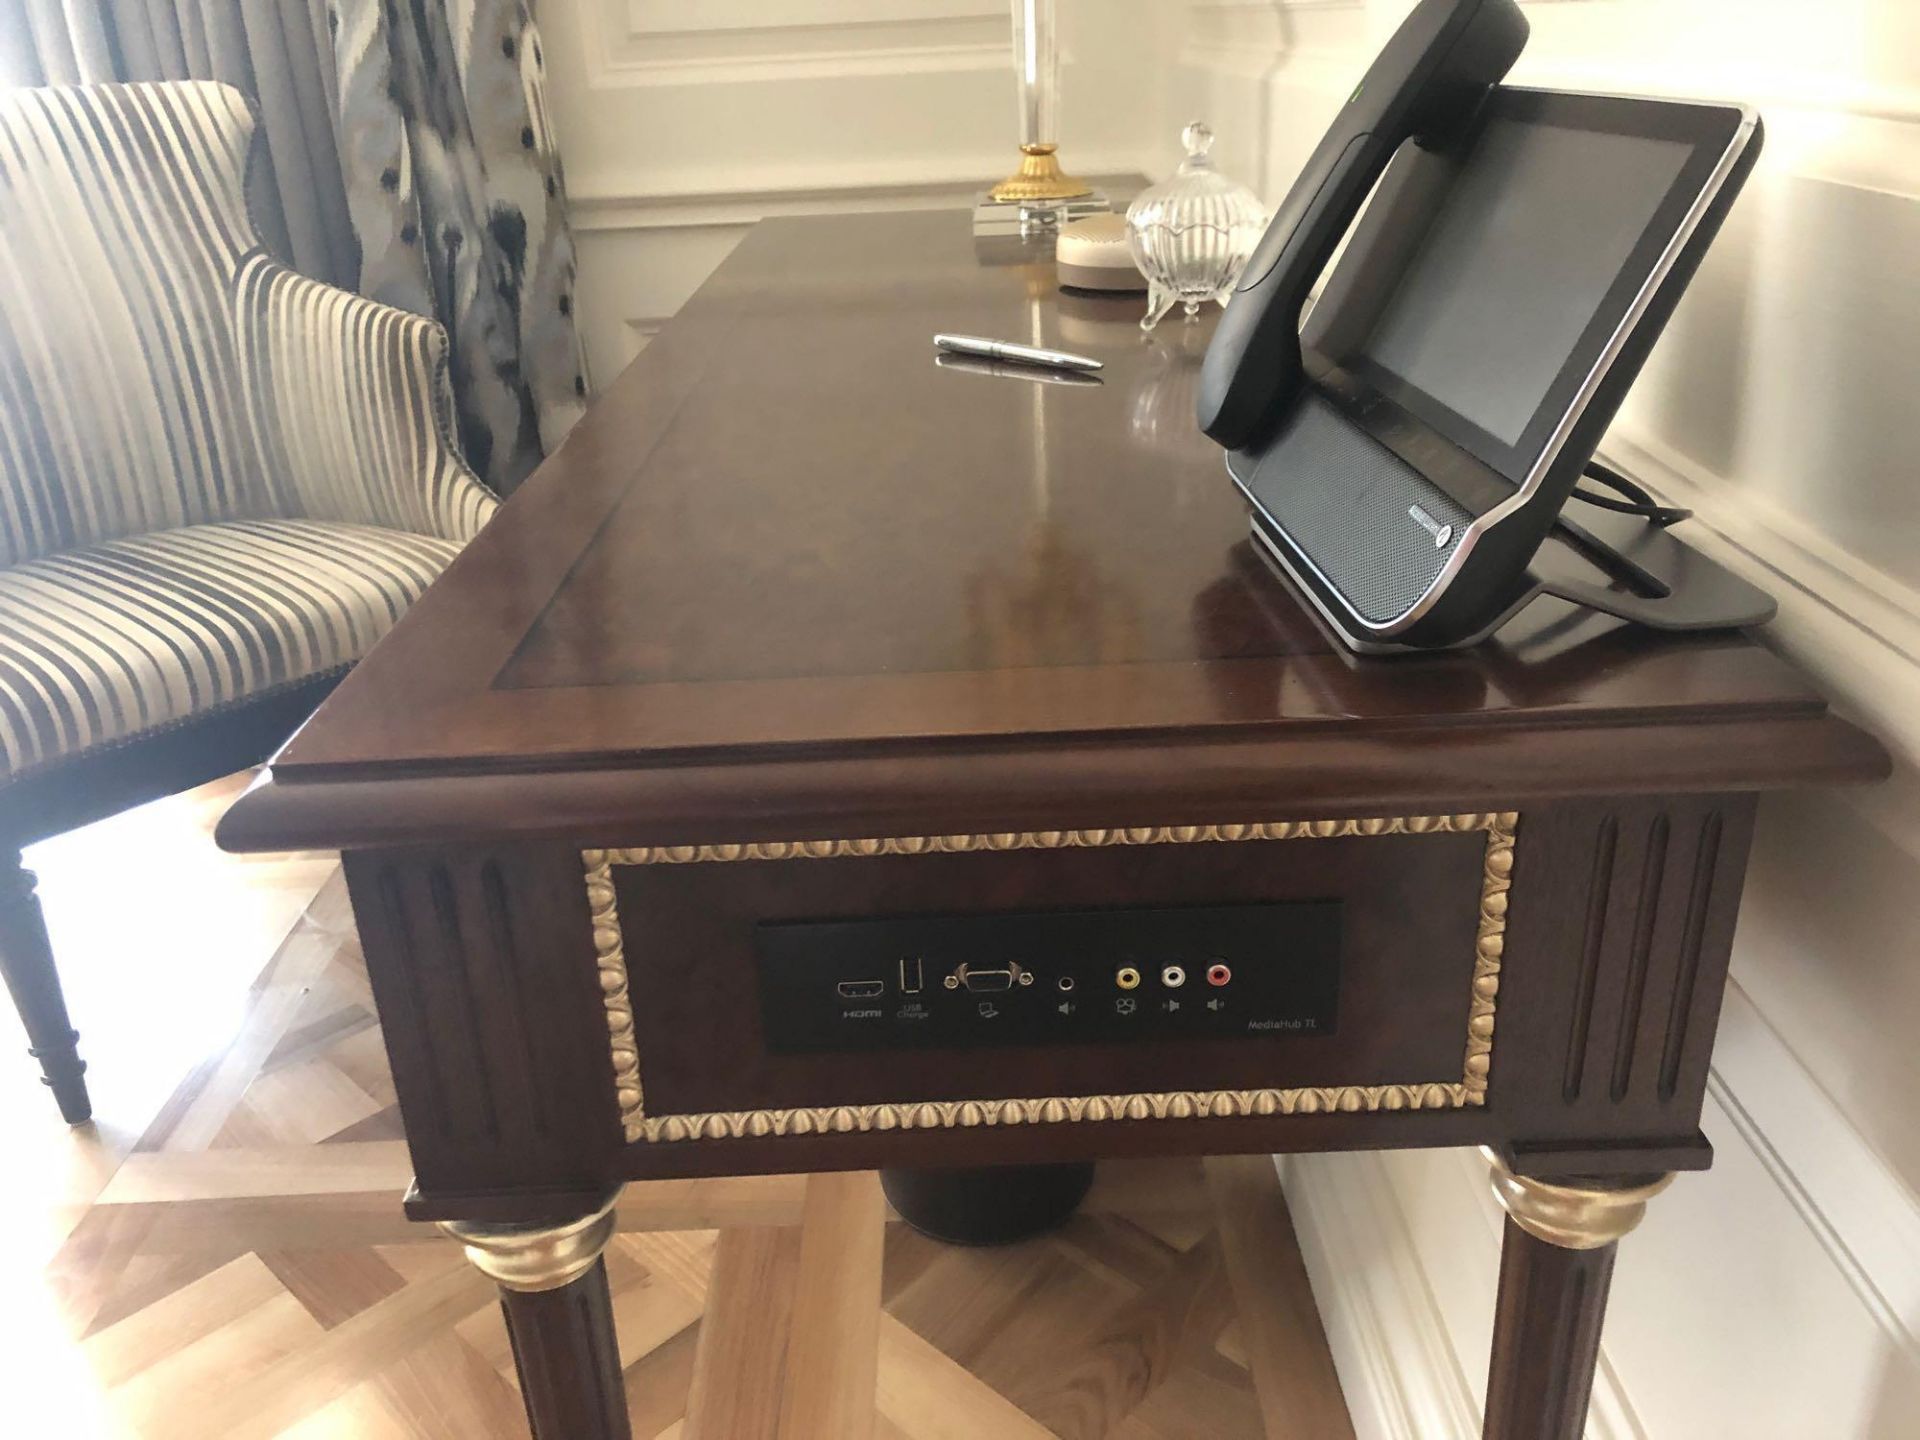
{"left": 440, "top": 1191, "right": 631, "bottom": 1440}
{"left": 1480, "top": 1151, "right": 1673, "bottom": 1440}
{"left": 438, "top": 1190, "right": 621, "bottom": 1291}
{"left": 1481, "top": 1147, "right": 1672, "bottom": 1249}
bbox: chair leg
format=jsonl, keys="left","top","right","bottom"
{"left": 0, "top": 850, "right": 90, "bottom": 1123}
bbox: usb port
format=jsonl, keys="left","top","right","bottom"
{"left": 837, "top": 980, "right": 884, "bottom": 999}
{"left": 899, "top": 957, "right": 924, "bottom": 994}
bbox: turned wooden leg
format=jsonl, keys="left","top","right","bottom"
{"left": 440, "top": 1191, "right": 631, "bottom": 1440}
{"left": 0, "top": 851, "right": 90, "bottom": 1123}
{"left": 1481, "top": 1149, "right": 1672, "bottom": 1440}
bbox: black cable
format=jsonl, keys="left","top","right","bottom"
{"left": 1572, "top": 458, "right": 1691, "bottom": 526}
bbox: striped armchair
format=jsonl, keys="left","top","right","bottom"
{"left": 0, "top": 82, "right": 498, "bottom": 1122}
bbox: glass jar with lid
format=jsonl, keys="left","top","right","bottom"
{"left": 1125, "top": 123, "right": 1267, "bottom": 330}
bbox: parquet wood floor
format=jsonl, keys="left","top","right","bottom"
{"left": 7, "top": 775, "right": 1356, "bottom": 1439}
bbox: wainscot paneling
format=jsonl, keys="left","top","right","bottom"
{"left": 1180, "top": 1, "right": 1920, "bottom": 1435}
{"left": 598, "top": 0, "right": 1010, "bottom": 84}
{"left": 540, "top": 0, "right": 1175, "bottom": 378}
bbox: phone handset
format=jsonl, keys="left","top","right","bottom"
{"left": 1195, "top": 0, "right": 1528, "bottom": 449}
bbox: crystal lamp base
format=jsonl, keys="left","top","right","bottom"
{"left": 972, "top": 189, "right": 1112, "bottom": 239}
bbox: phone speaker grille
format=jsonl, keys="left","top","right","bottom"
{"left": 1242, "top": 395, "right": 1468, "bottom": 625}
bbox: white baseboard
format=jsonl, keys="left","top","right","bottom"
{"left": 1277, "top": 1148, "right": 1482, "bottom": 1440}
{"left": 1705, "top": 982, "right": 1920, "bottom": 1366}
{"left": 1281, "top": 1147, "right": 1641, "bottom": 1440}
{"left": 1279, "top": 981, "right": 1920, "bottom": 1439}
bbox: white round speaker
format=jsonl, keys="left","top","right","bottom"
{"left": 1055, "top": 213, "right": 1146, "bottom": 293}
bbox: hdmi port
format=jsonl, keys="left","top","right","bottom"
{"left": 837, "top": 980, "right": 885, "bottom": 999}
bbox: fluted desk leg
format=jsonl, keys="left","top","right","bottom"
{"left": 440, "top": 1191, "right": 631, "bottom": 1440}
{"left": 1480, "top": 1150, "right": 1673, "bottom": 1440}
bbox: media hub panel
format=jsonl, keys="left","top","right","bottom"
{"left": 755, "top": 902, "right": 1341, "bottom": 1053}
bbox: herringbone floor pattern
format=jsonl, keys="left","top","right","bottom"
{"left": 7, "top": 776, "right": 1354, "bottom": 1438}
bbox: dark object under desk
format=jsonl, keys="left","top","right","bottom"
{"left": 218, "top": 211, "right": 1887, "bottom": 1440}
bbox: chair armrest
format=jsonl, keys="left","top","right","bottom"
{"left": 234, "top": 255, "right": 498, "bottom": 542}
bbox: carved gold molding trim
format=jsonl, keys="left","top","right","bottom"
{"left": 585, "top": 812, "right": 1516, "bottom": 1146}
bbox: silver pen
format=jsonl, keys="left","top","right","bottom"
{"left": 934, "top": 352, "right": 1102, "bottom": 387}
{"left": 933, "top": 333, "right": 1104, "bottom": 372}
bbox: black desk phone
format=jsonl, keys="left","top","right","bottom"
{"left": 1200, "top": 0, "right": 1776, "bottom": 651}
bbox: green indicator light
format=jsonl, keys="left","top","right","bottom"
{"left": 1350, "top": 79, "right": 1365, "bottom": 103}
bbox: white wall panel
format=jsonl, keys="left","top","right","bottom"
{"left": 1176, "top": 1, "right": 1920, "bottom": 1435}
{"left": 603, "top": 0, "right": 1009, "bottom": 81}
{"left": 539, "top": 0, "right": 1174, "bottom": 381}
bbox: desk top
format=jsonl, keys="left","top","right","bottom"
{"left": 223, "top": 213, "right": 1885, "bottom": 851}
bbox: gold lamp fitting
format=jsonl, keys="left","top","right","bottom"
{"left": 989, "top": 142, "right": 1093, "bottom": 203}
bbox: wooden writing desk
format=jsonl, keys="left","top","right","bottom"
{"left": 220, "top": 212, "right": 1887, "bottom": 1439}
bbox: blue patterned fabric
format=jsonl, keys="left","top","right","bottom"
{"left": 325, "top": 0, "right": 588, "bottom": 490}
{"left": 0, "top": 1, "right": 587, "bottom": 496}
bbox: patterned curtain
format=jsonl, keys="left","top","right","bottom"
{"left": 0, "top": 0, "right": 586, "bottom": 493}
{"left": 326, "top": 0, "right": 586, "bottom": 487}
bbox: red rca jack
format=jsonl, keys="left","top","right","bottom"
{"left": 1206, "top": 962, "right": 1232, "bottom": 987}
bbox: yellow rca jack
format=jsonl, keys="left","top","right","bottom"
{"left": 1115, "top": 966, "right": 1142, "bottom": 991}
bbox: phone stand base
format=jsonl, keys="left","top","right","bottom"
{"left": 1250, "top": 505, "right": 1777, "bottom": 655}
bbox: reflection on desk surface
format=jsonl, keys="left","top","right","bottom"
{"left": 274, "top": 211, "right": 1834, "bottom": 777}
